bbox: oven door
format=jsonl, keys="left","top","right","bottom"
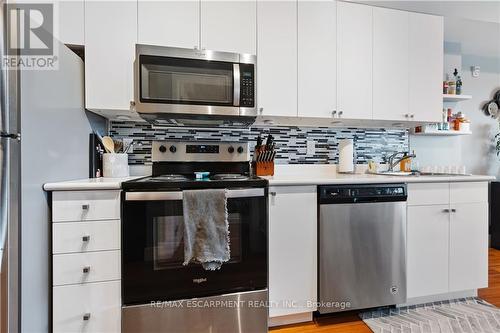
{"left": 122, "top": 188, "right": 267, "bottom": 306}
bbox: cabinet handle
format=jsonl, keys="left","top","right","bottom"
{"left": 82, "top": 235, "right": 90, "bottom": 242}
{"left": 338, "top": 111, "right": 343, "bottom": 117}
{"left": 83, "top": 313, "right": 91, "bottom": 321}
{"left": 405, "top": 114, "right": 410, "bottom": 118}
{"left": 129, "top": 100, "right": 135, "bottom": 107}
{"left": 82, "top": 266, "right": 91, "bottom": 274}
{"left": 443, "top": 209, "right": 450, "bottom": 213}
{"left": 331, "top": 110, "right": 337, "bottom": 117}
{"left": 82, "top": 204, "right": 89, "bottom": 210}
{"left": 451, "top": 208, "right": 457, "bottom": 213}
{"left": 259, "top": 107, "right": 264, "bottom": 115}
{"left": 270, "top": 192, "right": 276, "bottom": 197}
{"left": 410, "top": 114, "right": 415, "bottom": 119}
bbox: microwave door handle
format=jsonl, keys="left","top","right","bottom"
{"left": 233, "top": 64, "right": 240, "bottom": 107}
{"left": 125, "top": 188, "right": 265, "bottom": 201}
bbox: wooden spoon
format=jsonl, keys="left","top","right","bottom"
{"left": 102, "top": 136, "right": 115, "bottom": 153}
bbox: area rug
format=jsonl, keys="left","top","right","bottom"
{"left": 360, "top": 297, "right": 500, "bottom": 333}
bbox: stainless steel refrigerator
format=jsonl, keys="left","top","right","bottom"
{"left": 1, "top": 2, "right": 95, "bottom": 331}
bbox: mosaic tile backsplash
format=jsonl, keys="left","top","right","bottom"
{"left": 109, "top": 122, "right": 409, "bottom": 165}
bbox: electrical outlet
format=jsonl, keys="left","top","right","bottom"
{"left": 306, "top": 140, "right": 316, "bottom": 155}
{"left": 472, "top": 65, "right": 480, "bottom": 78}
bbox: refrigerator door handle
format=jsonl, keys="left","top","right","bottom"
{"left": 0, "top": 137, "right": 8, "bottom": 273}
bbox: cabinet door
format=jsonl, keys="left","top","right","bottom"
{"left": 407, "top": 205, "right": 449, "bottom": 298}
{"left": 336, "top": 2, "right": 372, "bottom": 120}
{"left": 57, "top": 0, "right": 84, "bottom": 45}
{"left": 269, "top": 186, "right": 317, "bottom": 317}
{"left": 138, "top": 0, "right": 199, "bottom": 49}
{"left": 298, "top": 0, "right": 336, "bottom": 118}
{"left": 201, "top": 1, "right": 256, "bottom": 54}
{"left": 373, "top": 7, "right": 409, "bottom": 121}
{"left": 85, "top": 1, "right": 136, "bottom": 111}
{"left": 257, "top": 1, "right": 297, "bottom": 117}
{"left": 449, "top": 203, "right": 488, "bottom": 292}
{"left": 409, "top": 12, "right": 443, "bottom": 122}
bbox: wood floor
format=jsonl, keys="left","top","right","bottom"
{"left": 270, "top": 248, "right": 500, "bottom": 333}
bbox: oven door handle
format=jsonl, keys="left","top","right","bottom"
{"left": 125, "top": 188, "right": 265, "bottom": 201}
{"left": 233, "top": 64, "right": 240, "bottom": 107}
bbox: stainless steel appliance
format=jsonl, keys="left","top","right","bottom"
{"left": 318, "top": 184, "right": 407, "bottom": 314}
{"left": 1, "top": 4, "right": 94, "bottom": 330}
{"left": 134, "top": 45, "right": 256, "bottom": 127}
{"left": 0, "top": 3, "right": 20, "bottom": 330}
{"left": 121, "top": 141, "right": 268, "bottom": 333}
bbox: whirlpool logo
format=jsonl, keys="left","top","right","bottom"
{"left": 193, "top": 278, "right": 207, "bottom": 284}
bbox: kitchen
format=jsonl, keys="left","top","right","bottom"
{"left": 1, "top": 0, "right": 500, "bottom": 332}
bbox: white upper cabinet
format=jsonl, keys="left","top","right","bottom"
{"left": 298, "top": 0, "right": 336, "bottom": 119}
{"left": 56, "top": 0, "right": 84, "bottom": 45}
{"left": 85, "top": 1, "right": 137, "bottom": 111}
{"left": 257, "top": 1, "right": 297, "bottom": 117}
{"left": 336, "top": 2, "right": 372, "bottom": 120}
{"left": 138, "top": 1, "right": 200, "bottom": 49}
{"left": 201, "top": 1, "right": 256, "bottom": 54}
{"left": 409, "top": 12, "right": 443, "bottom": 122}
{"left": 373, "top": 7, "right": 409, "bottom": 121}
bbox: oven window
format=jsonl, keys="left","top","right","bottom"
{"left": 153, "top": 213, "right": 242, "bottom": 270}
{"left": 122, "top": 194, "right": 267, "bottom": 305}
{"left": 140, "top": 55, "right": 233, "bottom": 106}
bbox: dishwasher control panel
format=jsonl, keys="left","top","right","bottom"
{"left": 319, "top": 184, "right": 407, "bottom": 204}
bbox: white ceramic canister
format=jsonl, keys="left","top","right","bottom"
{"left": 103, "top": 153, "right": 130, "bottom": 178}
{"left": 338, "top": 139, "right": 354, "bottom": 173}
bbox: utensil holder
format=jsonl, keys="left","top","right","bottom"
{"left": 103, "top": 153, "right": 129, "bottom": 178}
{"left": 254, "top": 161, "right": 275, "bottom": 176}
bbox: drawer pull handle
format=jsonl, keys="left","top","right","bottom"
{"left": 83, "top": 313, "right": 91, "bottom": 321}
{"left": 443, "top": 209, "right": 450, "bottom": 213}
{"left": 82, "top": 204, "right": 89, "bottom": 210}
{"left": 82, "top": 266, "right": 91, "bottom": 274}
{"left": 270, "top": 192, "right": 276, "bottom": 197}
{"left": 82, "top": 235, "right": 90, "bottom": 242}
{"left": 451, "top": 208, "right": 457, "bottom": 213}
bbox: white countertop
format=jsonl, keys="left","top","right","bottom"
{"left": 42, "top": 165, "right": 496, "bottom": 190}
{"left": 43, "top": 176, "right": 142, "bottom": 191}
{"left": 263, "top": 165, "right": 495, "bottom": 186}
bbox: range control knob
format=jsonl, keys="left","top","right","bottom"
{"left": 228, "top": 146, "right": 235, "bottom": 153}
{"left": 169, "top": 145, "right": 177, "bottom": 153}
{"left": 159, "top": 145, "right": 167, "bottom": 153}
{"left": 237, "top": 146, "right": 244, "bottom": 154}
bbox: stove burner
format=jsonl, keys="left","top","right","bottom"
{"left": 211, "top": 173, "right": 249, "bottom": 181}
{"left": 151, "top": 174, "right": 189, "bottom": 181}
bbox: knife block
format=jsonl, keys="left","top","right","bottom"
{"left": 254, "top": 161, "right": 274, "bottom": 176}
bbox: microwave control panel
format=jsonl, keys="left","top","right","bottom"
{"left": 239, "top": 64, "right": 255, "bottom": 108}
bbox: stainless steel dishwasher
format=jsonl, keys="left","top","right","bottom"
{"left": 318, "top": 184, "right": 407, "bottom": 314}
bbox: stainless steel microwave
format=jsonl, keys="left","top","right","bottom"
{"left": 134, "top": 45, "right": 257, "bottom": 127}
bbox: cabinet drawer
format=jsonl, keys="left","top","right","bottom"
{"left": 53, "top": 251, "right": 120, "bottom": 286}
{"left": 52, "top": 190, "right": 121, "bottom": 222}
{"left": 407, "top": 183, "right": 449, "bottom": 206}
{"left": 450, "top": 182, "right": 488, "bottom": 204}
{"left": 53, "top": 220, "right": 120, "bottom": 254}
{"left": 53, "top": 281, "right": 121, "bottom": 333}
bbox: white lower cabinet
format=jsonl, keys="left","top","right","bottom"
{"left": 53, "top": 281, "right": 121, "bottom": 333}
{"left": 51, "top": 190, "right": 122, "bottom": 333}
{"left": 407, "top": 205, "right": 449, "bottom": 298}
{"left": 268, "top": 186, "right": 317, "bottom": 320}
{"left": 449, "top": 202, "right": 488, "bottom": 291}
{"left": 406, "top": 182, "right": 489, "bottom": 300}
